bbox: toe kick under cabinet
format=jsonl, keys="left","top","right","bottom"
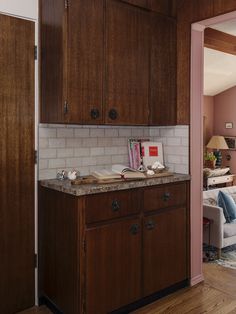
{"left": 39, "top": 181, "right": 190, "bottom": 314}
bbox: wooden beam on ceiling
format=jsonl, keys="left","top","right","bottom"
{"left": 204, "top": 27, "right": 236, "bottom": 56}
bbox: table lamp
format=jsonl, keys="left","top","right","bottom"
{"left": 206, "top": 135, "right": 229, "bottom": 167}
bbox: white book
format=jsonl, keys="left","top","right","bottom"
{"left": 92, "top": 164, "right": 145, "bottom": 180}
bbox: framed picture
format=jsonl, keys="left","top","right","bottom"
{"left": 225, "top": 122, "right": 233, "bottom": 129}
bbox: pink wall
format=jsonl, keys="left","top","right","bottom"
{"left": 203, "top": 96, "right": 214, "bottom": 145}
{"left": 214, "top": 86, "right": 236, "bottom": 172}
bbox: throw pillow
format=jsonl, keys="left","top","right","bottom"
{"left": 218, "top": 191, "right": 236, "bottom": 223}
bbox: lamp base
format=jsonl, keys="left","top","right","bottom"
{"left": 214, "top": 150, "right": 222, "bottom": 168}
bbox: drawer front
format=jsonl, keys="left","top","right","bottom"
{"left": 143, "top": 182, "right": 187, "bottom": 212}
{"left": 208, "top": 175, "right": 233, "bottom": 185}
{"left": 85, "top": 190, "right": 142, "bottom": 224}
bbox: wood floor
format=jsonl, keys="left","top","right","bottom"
{"left": 18, "top": 263, "right": 236, "bottom": 314}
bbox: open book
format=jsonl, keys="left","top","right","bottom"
{"left": 92, "top": 164, "right": 146, "bottom": 180}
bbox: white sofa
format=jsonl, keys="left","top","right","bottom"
{"left": 203, "top": 186, "right": 236, "bottom": 257}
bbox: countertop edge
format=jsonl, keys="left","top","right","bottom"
{"left": 40, "top": 173, "right": 191, "bottom": 197}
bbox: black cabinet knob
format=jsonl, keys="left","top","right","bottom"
{"left": 111, "top": 200, "right": 120, "bottom": 212}
{"left": 130, "top": 224, "right": 139, "bottom": 235}
{"left": 145, "top": 220, "right": 156, "bottom": 230}
{"left": 108, "top": 109, "right": 118, "bottom": 120}
{"left": 162, "top": 192, "right": 171, "bottom": 202}
{"left": 90, "top": 108, "right": 100, "bottom": 119}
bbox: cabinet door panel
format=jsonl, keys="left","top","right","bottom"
{"left": 105, "top": 0, "right": 149, "bottom": 125}
{"left": 122, "top": 0, "right": 149, "bottom": 9}
{"left": 86, "top": 218, "right": 142, "bottom": 313}
{"left": 40, "top": 0, "right": 66, "bottom": 123}
{"left": 150, "top": 14, "right": 176, "bottom": 125}
{"left": 67, "top": 0, "right": 104, "bottom": 124}
{"left": 143, "top": 207, "right": 187, "bottom": 296}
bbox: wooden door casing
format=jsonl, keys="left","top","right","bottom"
{"left": 86, "top": 218, "right": 142, "bottom": 313}
{"left": 143, "top": 207, "right": 187, "bottom": 296}
{"left": 105, "top": 0, "right": 149, "bottom": 125}
{"left": 0, "top": 14, "right": 35, "bottom": 313}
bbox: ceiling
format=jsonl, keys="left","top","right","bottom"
{"left": 204, "top": 20, "right": 236, "bottom": 96}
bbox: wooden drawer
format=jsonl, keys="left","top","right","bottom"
{"left": 85, "top": 189, "right": 142, "bottom": 224}
{"left": 143, "top": 182, "right": 187, "bottom": 212}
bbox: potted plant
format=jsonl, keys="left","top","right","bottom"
{"left": 204, "top": 152, "right": 216, "bottom": 169}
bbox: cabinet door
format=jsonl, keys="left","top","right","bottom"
{"left": 40, "top": 0, "right": 67, "bottom": 123}
{"left": 149, "top": 14, "right": 177, "bottom": 125}
{"left": 143, "top": 207, "right": 188, "bottom": 296}
{"left": 86, "top": 218, "right": 142, "bottom": 313}
{"left": 67, "top": 0, "right": 104, "bottom": 124}
{"left": 121, "top": 0, "right": 149, "bottom": 9}
{"left": 105, "top": 0, "right": 149, "bottom": 125}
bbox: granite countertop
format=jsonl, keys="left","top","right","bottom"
{"left": 40, "top": 173, "right": 191, "bottom": 196}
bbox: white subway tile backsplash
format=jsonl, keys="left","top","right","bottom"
{"left": 57, "top": 128, "right": 74, "bottom": 138}
{"left": 175, "top": 127, "right": 188, "bottom": 137}
{"left": 90, "top": 129, "right": 105, "bottom": 137}
{"left": 74, "top": 128, "right": 90, "bottom": 137}
{"left": 39, "top": 148, "right": 57, "bottom": 159}
{"left": 167, "top": 137, "right": 181, "bottom": 146}
{"left": 39, "top": 125, "right": 189, "bottom": 180}
{"left": 74, "top": 148, "right": 90, "bottom": 157}
{"left": 39, "top": 138, "right": 49, "bottom": 148}
{"left": 105, "top": 129, "right": 119, "bottom": 137}
{"left": 49, "top": 138, "right": 66, "bottom": 148}
{"left": 119, "top": 128, "right": 132, "bottom": 137}
{"left": 66, "top": 138, "right": 83, "bottom": 148}
{"left": 90, "top": 147, "right": 105, "bottom": 156}
{"left": 39, "top": 127, "right": 56, "bottom": 138}
{"left": 57, "top": 148, "right": 74, "bottom": 158}
{"left": 48, "top": 158, "right": 66, "bottom": 169}
{"left": 66, "top": 158, "right": 83, "bottom": 167}
{"left": 160, "top": 128, "right": 174, "bottom": 137}
{"left": 82, "top": 138, "right": 98, "bottom": 147}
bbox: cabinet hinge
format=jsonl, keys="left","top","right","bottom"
{"left": 64, "top": 101, "right": 69, "bottom": 114}
{"left": 34, "top": 253, "right": 38, "bottom": 268}
{"left": 34, "top": 150, "right": 38, "bottom": 164}
{"left": 65, "top": 0, "right": 69, "bottom": 9}
{"left": 34, "top": 45, "right": 38, "bottom": 60}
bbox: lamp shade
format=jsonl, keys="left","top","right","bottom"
{"left": 206, "top": 135, "right": 229, "bottom": 150}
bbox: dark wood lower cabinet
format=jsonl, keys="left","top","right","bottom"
{"left": 143, "top": 207, "right": 187, "bottom": 296}
{"left": 86, "top": 219, "right": 142, "bottom": 313}
{"left": 39, "top": 181, "right": 189, "bottom": 314}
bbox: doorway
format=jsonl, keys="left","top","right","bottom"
{"left": 0, "top": 14, "right": 36, "bottom": 313}
{"left": 191, "top": 11, "right": 236, "bottom": 285}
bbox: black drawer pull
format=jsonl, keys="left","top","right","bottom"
{"left": 108, "top": 109, "right": 118, "bottom": 120}
{"left": 146, "top": 220, "right": 156, "bottom": 230}
{"left": 90, "top": 108, "right": 100, "bottom": 119}
{"left": 130, "top": 224, "right": 139, "bottom": 235}
{"left": 111, "top": 200, "right": 120, "bottom": 212}
{"left": 162, "top": 192, "right": 170, "bottom": 202}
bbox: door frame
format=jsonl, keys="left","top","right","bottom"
{"left": 190, "top": 11, "right": 236, "bottom": 285}
{"left": 0, "top": 11, "right": 38, "bottom": 304}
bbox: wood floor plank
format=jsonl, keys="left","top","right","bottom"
{"left": 18, "top": 263, "right": 236, "bottom": 314}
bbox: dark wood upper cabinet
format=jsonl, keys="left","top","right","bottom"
{"left": 67, "top": 0, "right": 104, "bottom": 124}
{"left": 105, "top": 0, "right": 149, "bottom": 125}
{"left": 40, "top": 0, "right": 178, "bottom": 126}
{"left": 40, "top": 0, "right": 67, "bottom": 123}
{"left": 150, "top": 14, "right": 177, "bottom": 125}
